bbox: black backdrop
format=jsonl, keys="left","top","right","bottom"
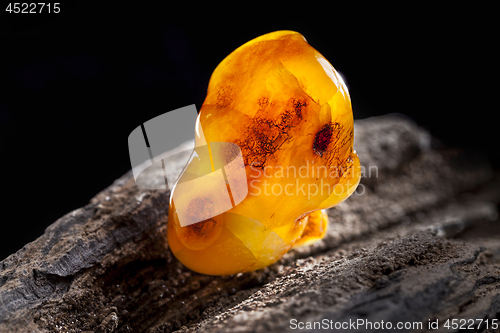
{"left": 1, "top": 3, "right": 495, "bottom": 260}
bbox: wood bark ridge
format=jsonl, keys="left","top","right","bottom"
{"left": 1, "top": 114, "right": 499, "bottom": 333}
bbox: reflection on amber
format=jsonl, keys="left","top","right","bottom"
{"left": 167, "top": 30, "right": 361, "bottom": 275}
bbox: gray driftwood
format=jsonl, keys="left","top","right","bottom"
{"left": 1, "top": 114, "right": 499, "bottom": 333}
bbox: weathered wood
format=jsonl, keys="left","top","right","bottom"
{"left": 1, "top": 114, "right": 499, "bottom": 333}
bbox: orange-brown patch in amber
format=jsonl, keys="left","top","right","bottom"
{"left": 221, "top": 142, "right": 241, "bottom": 165}
{"left": 186, "top": 197, "right": 215, "bottom": 224}
{"left": 216, "top": 86, "right": 233, "bottom": 108}
{"left": 237, "top": 98, "right": 306, "bottom": 168}
{"left": 293, "top": 99, "right": 306, "bottom": 120}
{"left": 186, "top": 218, "right": 217, "bottom": 239}
{"left": 174, "top": 215, "right": 224, "bottom": 251}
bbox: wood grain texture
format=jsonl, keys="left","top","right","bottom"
{"left": 1, "top": 114, "right": 499, "bottom": 333}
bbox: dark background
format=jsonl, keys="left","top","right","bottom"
{"left": 0, "top": 3, "right": 495, "bottom": 260}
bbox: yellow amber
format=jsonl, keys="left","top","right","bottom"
{"left": 167, "top": 30, "right": 361, "bottom": 275}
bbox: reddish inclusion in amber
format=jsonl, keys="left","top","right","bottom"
{"left": 168, "top": 31, "right": 361, "bottom": 275}
{"left": 314, "top": 123, "right": 336, "bottom": 157}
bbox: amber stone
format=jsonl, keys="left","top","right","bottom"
{"left": 168, "top": 30, "right": 361, "bottom": 275}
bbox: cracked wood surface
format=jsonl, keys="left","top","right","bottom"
{"left": 1, "top": 114, "right": 499, "bottom": 333}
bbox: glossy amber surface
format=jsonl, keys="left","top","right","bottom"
{"left": 168, "top": 31, "right": 361, "bottom": 275}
